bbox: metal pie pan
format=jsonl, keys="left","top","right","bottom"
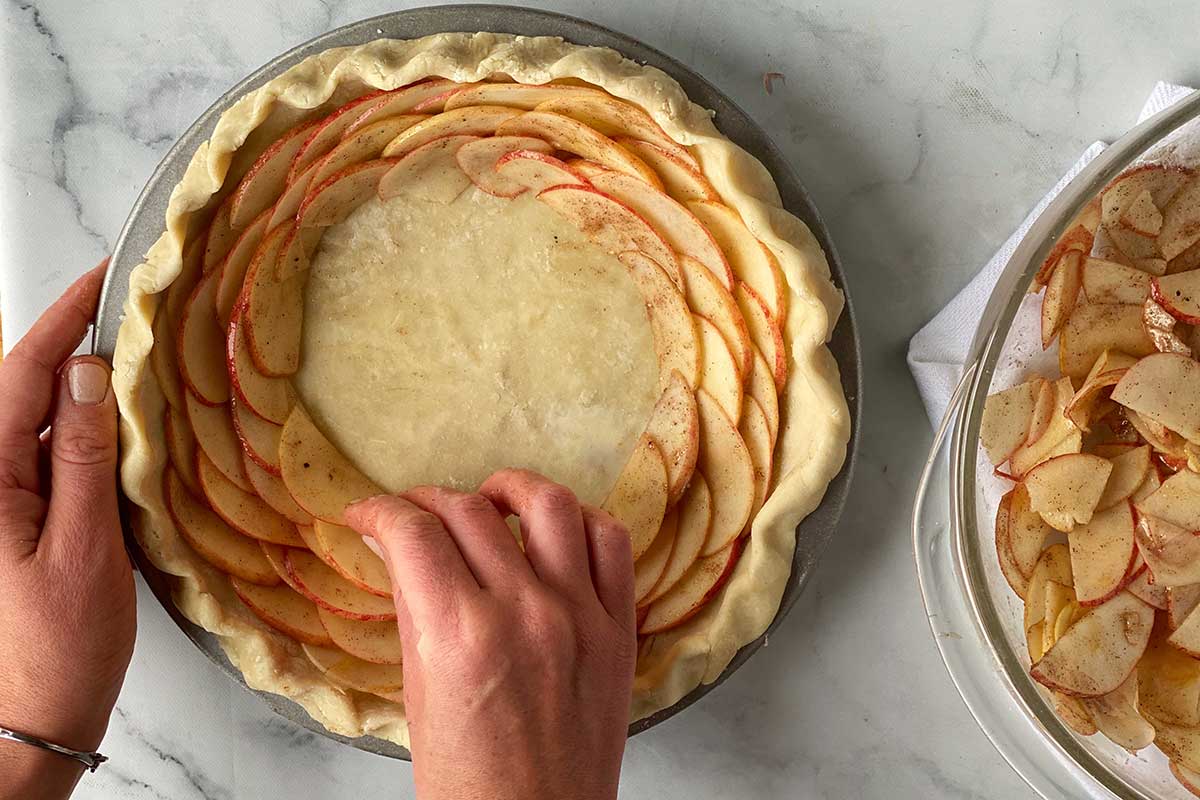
{"left": 93, "top": 4, "right": 862, "bottom": 761}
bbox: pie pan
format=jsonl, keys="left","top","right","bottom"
{"left": 913, "top": 91, "right": 1200, "bottom": 798}
{"left": 93, "top": 4, "right": 861, "bottom": 760}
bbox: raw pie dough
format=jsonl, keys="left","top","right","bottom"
{"left": 112, "top": 32, "right": 850, "bottom": 747}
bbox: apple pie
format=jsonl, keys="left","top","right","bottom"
{"left": 112, "top": 32, "right": 849, "bottom": 746}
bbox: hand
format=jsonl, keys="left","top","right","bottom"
{"left": 346, "top": 469, "right": 637, "bottom": 800}
{"left": 0, "top": 265, "right": 136, "bottom": 800}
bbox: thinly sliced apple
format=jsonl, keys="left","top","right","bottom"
{"left": 1025, "top": 544, "right": 1073, "bottom": 633}
{"left": 184, "top": 391, "right": 252, "bottom": 491}
{"left": 619, "top": 251, "right": 700, "bottom": 389}
{"left": 1041, "top": 250, "right": 1082, "bottom": 348}
{"left": 312, "top": 520, "right": 391, "bottom": 598}
{"left": 1153, "top": 270, "right": 1200, "bottom": 325}
{"left": 641, "top": 370, "right": 699, "bottom": 504}
{"left": 377, "top": 134, "right": 477, "bottom": 203}
{"left": 243, "top": 454, "right": 312, "bottom": 526}
{"left": 1141, "top": 624, "right": 1200, "bottom": 730}
{"left": 995, "top": 488, "right": 1027, "bottom": 597}
{"left": 1031, "top": 590, "right": 1153, "bottom": 697}
{"left": 297, "top": 159, "right": 395, "bottom": 230}
{"left": 1169, "top": 599, "right": 1200, "bottom": 657}
{"left": 688, "top": 200, "right": 787, "bottom": 323}
{"left": 1059, "top": 303, "right": 1156, "bottom": 380}
{"left": 1161, "top": 174, "right": 1200, "bottom": 260}
{"left": 1024, "top": 379, "right": 1056, "bottom": 446}
{"left": 229, "top": 118, "right": 320, "bottom": 227}
{"left": 380, "top": 106, "right": 521, "bottom": 160}
{"left": 268, "top": 160, "right": 319, "bottom": 230}
{"left": 244, "top": 224, "right": 306, "bottom": 378}
{"left": 1028, "top": 621, "right": 1047, "bottom": 662}
{"left": 1125, "top": 563, "right": 1167, "bottom": 610}
{"left": 745, "top": 346, "right": 780, "bottom": 447}
{"left": 202, "top": 199, "right": 234, "bottom": 274}
{"left": 1064, "top": 350, "right": 1137, "bottom": 431}
{"left": 301, "top": 644, "right": 404, "bottom": 696}
{"left": 1035, "top": 223, "right": 1094, "bottom": 286}
{"left": 1102, "top": 165, "right": 1191, "bottom": 226}
{"left": 615, "top": 138, "right": 719, "bottom": 203}
{"left": 1170, "top": 585, "right": 1200, "bottom": 631}
{"left": 981, "top": 378, "right": 1042, "bottom": 465}
{"left": 1126, "top": 409, "right": 1189, "bottom": 462}
{"left": 634, "top": 509, "right": 676, "bottom": 605}
{"left": 443, "top": 82, "right": 603, "bottom": 111}
{"left": 1068, "top": 501, "right": 1137, "bottom": 606}
{"left": 1172, "top": 762, "right": 1200, "bottom": 798}
{"left": 541, "top": 185, "right": 681, "bottom": 287}
{"left": 163, "top": 468, "right": 278, "bottom": 585}
{"left": 214, "top": 208, "right": 271, "bottom": 328}
{"left": 563, "top": 158, "right": 609, "bottom": 180}
{"left": 1008, "top": 378, "right": 1081, "bottom": 477}
{"left": 640, "top": 539, "right": 741, "bottom": 634}
{"left": 176, "top": 266, "right": 230, "bottom": 404}
{"left": 1097, "top": 445, "right": 1151, "bottom": 510}
{"left": 1144, "top": 296, "right": 1193, "bottom": 356}
{"left": 343, "top": 79, "right": 464, "bottom": 135}
{"left": 735, "top": 282, "right": 787, "bottom": 390}
{"left": 230, "top": 398, "right": 281, "bottom": 474}
{"left": 1136, "top": 469, "right": 1200, "bottom": 532}
{"left": 287, "top": 89, "right": 388, "bottom": 182}
{"left": 1136, "top": 513, "right": 1200, "bottom": 585}
{"left": 496, "top": 111, "right": 662, "bottom": 187}
{"left": 151, "top": 304, "right": 186, "bottom": 411}
{"left": 164, "top": 405, "right": 202, "bottom": 496}
{"left": 259, "top": 543, "right": 302, "bottom": 591}
{"left": 231, "top": 578, "right": 332, "bottom": 645}
{"left": 644, "top": 474, "right": 712, "bottom": 606}
{"left": 1024, "top": 453, "right": 1113, "bottom": 532}
{"left": 695, "top": 315, "right": 743, "bottom": 423}
{"left": 739, "top": 396, "right": 773, "bottom": 518}
{"left": 695, "top": 389, "right": 756, "bottom": 556}
{"left": 997, "top": 484, "right": 1053, "bottom": 598}
{"left": 279, "top": 407, "right": 382, "bottom": 526}
{"left": 1081, "top": 672, "right": 1155, "bottom": 751}
{"left": 1112, "top": 352, "right": 1200, "bottom": 441}
{"left": 494, "top": 150, "right": 590, "bottom": 194}
{"left": 1082, "top": 258, "right": 1152, "bottom": 305}
{"left": 316, "top": 608, "right": 402, "bottom": 665}
{"left": 1120, "top": 189, "right": 1165, "bottom": 237}
{"left": 588, "top": 171, "right": 732, "bottom": 286}
{"left": 285, "top": 548, "right": 396, "bottom": 621}
{"left": 454, "top": 136, "right": 553, "bottom": 197}
{"left": 679, "top": 255, "right": 748, "bottom": 370}
{"left": 601, "top": 435, "right": 669, "bottom": 561}
{"left": 227, "top": 307, "right": 294, "bottom": 425}
{"left": 1107, "top": 219, "right": 1160, "bottom": 262}
{"left": 1052, "top": 692, "right": 1097, "bottom": 736}
{"left": 534, "top": 94, "right": 695, "bottom": 166}
{"left": 197, "top": 449, "right": 304, "bottom": 547}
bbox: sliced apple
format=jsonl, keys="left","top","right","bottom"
{"left": 997, "top": 484, "right": 1053, "bottom": 598}
{"left": 641, "top": 370, "right": 699, "bottom": 504}
{"left": 1041, "top": 249, "right": 1082, "bottom": 348}
{"left": 1136, "top": 513, "right": 1200, "bottom": 586}
{"left": 1136, "top": 469, "right": 1200, "bottom": 532}
{"left": 443, "top": 82, "right": 603, "bottom": 111}
{"left": 696, "top": 389, "right": 756, "bottom": 556}
{"left": 980, "top": 378, "right": 1042, "bottom": 466}
{"left": 1024, "top": 379, "right": 1057, "bottom": 446}
{"left": 231, "top": 578, "right": 332, "bottom": 646}
{"left": 745, "top": 346, "right": 780, "bottom": 447}
{"left": 695, "top": 314, "right": 743, "bottom": 423}
{"left": 230, "top": 397, "right": 281, "bottom": 475}
{"left": 1102, "top": 165, "right": 1191, "bottom": 227}
{"left": 496, "top": 111, "right": 662, "bottom": 188}
{"left": 202, "top": 199, "right": 234, "bottom": 274}
{"left": 379, "top": 106, "right": 520, "bottom": 160}
{"left": 229, "top": 118, "right": 319, "bottom": 228}
{"left": 312, "top": 519, "right": 391, "bottom": 598}
{"left": 279, "top": 407, "right": 382, "bottom": 526}
{"left": 268, "top": 160, "right": 319, "bottom": 230}
{"left": 214, "top": 208, "right": 271, "bottom": 328}
{"left": 243, "top": 454, "right": 312, "bottom": 526}
{"left": 534, "top": 94, "right": 695, "bottom": 166}
{"left": 1173, "top": 762, "right": 1200, "bottom": 798}
{"left": 1024, "top": 453, "right": 1113, "bottom": 532}
{"left": 679, "top": 255, "right": 748, "bottom": 368}
{"left": 454, "top": 135, "right": 554, "bottom": 197}
{"left": 739, "top": 396, "right": 774, "bottom": 518}
{"left": 1052, "top": 691, "right": 1097, "bottom": 736}
{"left": 307, "top": 115, "right": 427, "bottom": 190}
{"left": 735, "top": 282, "right": 787, "bottom": 390}
{"left": 540, "top": 185, "right": 681, "bottom": 287}
{"left": 301, "top": 644, "right": 404, "bottom": 696}
{"left": 634, "top": 508, "right": 677, "bottom": 605}
{"left": 296, "top": 159, "right": 395, "bottom": 230}
{"left": 1112, "top": 352, "right": 1200, "bottom": 442}
{"left": 284, "top": 548, "right": 396, "bottom": 621}
{"left": 619, "top": 251, "right": 700, "bottom": 389}
{"left": 640, "top": 539, "right": 741, "bottom": 634}
{"left": 1024, "top": 543, "right": 1073, "bottom": 633}
{"left": 197, "top": 449, "right": 304, "bottom": 547}
{"left": 1081, "top": 672, "right": 1155, "bottom": 751}
{"left": 184, "top": 391, "right": 252, "bottom": 491}
{"left": 615, "top": 137, "right": 719, "bottom": 203}
{"left": 377, "top": 134, "right": 477, "bottom": 203}
{"left": 1161, "top": 173, "right": 1200, "bottom": 260}
{"left": 601, "top": 435, "right": 669, "bottom": 561}
{"left": 493, "top": 150, "right": 590, "bottom": 195}
{"left": 227, "top": 307, "right": 294, "bottom": 425}
{"left": 1008, "top": 378, "right": 1081, "bottom": 477}
{"left": 287, "top": 89, "right": 389, "bottom": 182}
{"left": 688, "top": 200, "right": 787, "bottom": 323}
{"left": 163, "top": 468, "right": 278, "bottom": 585}
{"left": 1064, "top": 350, "right": 1137, "bottom": 431}
{"left": 1058, "top": 303, "right": 1156, "bottom": 380}
{"left": 1120, "top": 189, "right": 1165, "bottom": 237}
{"left": 1141, "top": 624, "right": 1200, "bottom": 730}
{"left": 1035, "top": 223, "right": 1094, "bottom": 287}
{"left": 164, "top": 405, "right": 202, "bottom": 496}
{"left": 1144, "top": 296, "right": 1194, "bottom": 356}
{"left": 1125, "top": 563, "right": 1167, "bottom": 610}
{"left": 644, "top": 474, "right": 713, "bottom": 605}
{"left": 1170, "top": 586, "right": 1200, "bottom": 631}
{"left": 1153, "top": 270, "right": 1200, "bottom": 325}
{"left": 343, "top": 79, "right": 464, "bottom": 135}
{"left": 1169, "top": 599, "right": 1200, "bottom": 657}
{"left": 151, "top": 303, "right": 186, "bottom": 411}
{"left": 1031, "top": 590, "right": 1153, "bottom": 697}
{"left": 1082, "top": 257, "right": 1152, "bottom": 306}
{"left": 1097, "top": 445, "right": 1151, "bottom": 510}
{"left": 244, "top": 224, "right": 306, "bottom": 378}
{"left": 316, "top": 608, "right": 402, "bottom": 665}
{"left": 1068, "top": 500, "right": 1137, "bottom": 606}
{"left": 1150, "top": 709, "right": 1200, "bottom": 775}
{"left": 563, "top": 158, "right": 610, "bottom": 180}
{"left": 176, "top": 266, "right": 230, "bottom": 404}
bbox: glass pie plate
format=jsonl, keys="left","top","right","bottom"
{"left": 913, "top": 90, "right": 1200, "bottom": 799}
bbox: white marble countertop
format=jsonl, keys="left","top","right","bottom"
{"left": 4, "top": 1, "right": 1200, "bottom": 797}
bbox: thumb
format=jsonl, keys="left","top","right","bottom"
{"left": 42, "top": 356, "right": 121, "bottom": 560}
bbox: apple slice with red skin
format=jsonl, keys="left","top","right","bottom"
{"left": 380, "top": 106, "right": 521, "bottom": 159}
{"left": 1172, "top": 762, "right": 1200, "bottom": 798}
{"left": 619, "top": 251, "right": 700, "bottom": 390}
{"left": 243, "top": 454, "right": 312, "bottom": 526}
{"left": 739, "top": 396, "right": 774, "bottom": 519}
{"left": 227, "top": 305, "right": 294, "bottom": 425}
{"left": 1052, "top": 692, "right": 1097, "bottom": 736}
{"left": 1112, "top": 352, "right": 1200, "bottom": 441}
{"left": 312, "top": 519, "right": 391, "bottom": 598}
{"left": 297, "top": 159, "right": 397, "bottom": 230}
{"left": 1153, "top": 270, "right": 1200, "bottom": 325}
{"left": 601, "top": 435, "right": 669, "bottom": 561}
{"left": 279, "top": 407, "right": 382, "bottom": 526}
{"left": 214, "top": 207, "right": 271, "bottom": 328}
{"left": 1097, "top": 444, "right": 1151, "bottom": 510}
{"left": 615, "top": 137, "right": 719, "bottom": 203}
{"left": 184, "top": 391, "right": 252, "bottom": 491}
{"left": 1068, "top": 500, "right": 1138, "bottom": 606}
{"left": 164, "top": 405, "right": 202, "bottom": 497}
{"left": 1101, "top": 165, "right": 1191, "bottom": 226}
{"left": 1007, "top": 378, "right": 1079, "bottom": 477}
{"left": 308, "top": 114, "right": 429, "bottom": 190}
{"left": 980, "top": 378, "right": 1042, "bottom": 466}
{"left": 229, "top": 117, "right": 320, "bottom": 228}
{"left": 540, "top": 185, "right": 682, "bottom": 287}
{"left": 1024, "top": 453, "right": 1113, "bottom": 532}
{"left": 1136, "top": 513, "right": 1200, "bottom": 586}
{"left": 1119, "top": 189, "right": 1164, "bottom": 237}
{"left": 177, "top": 265, "right": 230, "bottom": 405}
{"left": 996, "top": 484, "right": 1053, "bottom": 599}
{"left": 642, "top": 474, "right": 712, "bottom": 606}
{"left": 734, "top": 282, "right": 787, "bottom": 390}
{"left": 202, "top": 199, "right": 234, "bottom": 274}
{"left": 443, "top": 82, "right": 605, "bottom": 111}
{"left": 564, "top": 158, "right": 611, "bottom": 180}
{"left": 641, "top": 370, "right": 699, "bottom": 505}
{"left": 1170, "top": 585, "right": 1200, "bottom": 631}
{"left": 1064, "top": 350, "right": 1137, "bottom": 431}
{"left": 260, "top": 543, "right": 304, "bottom": 591}
{"left": 1035, "top": 222, "right": 1094, "bottom": 287}
{"left": 197, "top": 449, "right": 304, "bottom": 547}
{"left": 285, "top": 548, "right": 396, "bottom": 621}
{"left": 316, "top": 608, "right": 402, "bottom": 665}
{"left": 1143, "top": 296, "right": 1193, "bottom": 356}
{"left": 244, "top": 223, "right": 306, "bottom": 378}
{"left": 302, "top": 644, "right": 404, "bottom": 697}
{"left": 696, "top": 389, "right": 756, "bottom": 556}
{"left": 287, "top": 89, "right": 389, "bottom": 183}
{"left": 679, "top": 255, "right": 748, "bottom": 371}
{"left": 1125, "top": 408, "right": 1189, "bottom": 462}
{"left": 1081, "top": 257, "right": 1151, "bottom": 306}
{"left": 268, "top": 160, "right": 320, "bottom": 230}
{"left": 1041, "top": 249, "right": 1082, "bottom": 348}
{"left": 454, "top": 135, "right": 553, "bottom": 197}
{"left": 231, "top": 578, "right": 333, "bottom": 646}
{"left": 377, "top": 135, "right": 478, "bottom": 203}
{"left": 1031, "top": 590, "right": 1153, "bottom": 697}
{"left": 230, "top": 398, "right": 281, "bottom": 474}
{"left": 633, "top": 509, "right": 677, "bottom": 605}
{"left": 1136, "top": 468, "right": 1200, "bottom": 532}
{"left": 151, "top": 302, "right": 186, "bottom": 411}
{"left": 534, "top": 94, "right": 696, "bottom": 167}
{"left": 494, "top": 150, "right": 590, "bottom": 194}
{"left": 695, "top": 315, "right": 743, "bottom": 423}
{"left": 1080, "top": 672, "right": 1155, "bottom": 751}
{"left": 745, "top": 346, "right": 780, "bottom": 447}
{"left": 496, "top": 111, "right": 662, "bottom": 188}
{"left": 1125, "top": 562, "right": 1167, "bottom": 610}
{"left": 163, "top": 468, "right": 278, "bottom": 586}
{"left": 343, "top": 79, "right": 464, "bottom": 135}
{"left": 1024, "top": 543, "right": 1073, "bottom": 633}
{"left": 1160, "top": 173, "right": 1200, "bottom": 260}
{"left": 1151, "top": 710, "right": 1200, "bottom": 776}
{"left": 1024, "top": 379, "right": 1056, "bottom": 447}
{"left": 1169, "top": 599, "right": 1200, "bottom": 657}
{"left": 688, "top": 200, "right": 788, "bottom": 324}
{"left": 1141, "top": 625, "right": 1200, "bottom": 729}
{"left": 640, "top": 539, "right": 741, "bottom": 634}
{"left": 1058, "top": 303, "right": 1156, "bottom": 380}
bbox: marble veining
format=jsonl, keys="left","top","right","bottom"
{"left": 5, "top": 0, "right": 1200, "bottom": 797}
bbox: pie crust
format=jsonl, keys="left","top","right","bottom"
{"left": 112, "top": 32, "right": 850, "bottom": 747}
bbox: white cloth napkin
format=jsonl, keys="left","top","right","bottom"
{"left": 906, "top": 81, "right": 1196, "bottom": 425}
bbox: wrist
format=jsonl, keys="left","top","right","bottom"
{"left": 0, "top": 737, "right": 86, "bottom": 800}
{"left": 0, "top": 680, "right": 110, "bottom": 753}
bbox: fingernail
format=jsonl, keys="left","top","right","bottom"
{"left": 361, "top": 535, "right": 384, "bottom": 559}
{"left": 68, "top": 361, "right": 109, "bottom": 405}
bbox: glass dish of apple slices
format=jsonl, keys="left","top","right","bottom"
{"left": 915, "top": 91, "right": 1200, "bottom": 800}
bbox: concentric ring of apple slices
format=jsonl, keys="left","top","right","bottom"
{"left": 152, "top": 77, "right": 793, "bottom": 700}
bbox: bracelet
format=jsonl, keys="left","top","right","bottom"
{"left": 0, "top": 726, "right": 107, "bottom": 772}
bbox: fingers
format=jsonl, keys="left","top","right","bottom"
{"left": 345, "top": 494, "right": 479, "bottom": 628}
{"left": 479, "top": 468, "right": 592, "bottom": 603}
{"left": 40, "top": 357, "right": 121, "bottom": 563}
{"left": 402, "top": 486, "right": 532, "bottom": 589}
{"left": 581, "top": 505, "right": 635, "bottom": 629}
{"left": 0, "top": 263, "right": 107, "bottom": 493}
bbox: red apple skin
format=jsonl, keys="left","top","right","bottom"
{"left": 283, "top": 550, "right": 394, "bottom": 622}
{"left": 1152, "top": 277, "right": 1200, "bottom": 325}
{"left": 640, "top": 540, "right": 743, "bottom": 635}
